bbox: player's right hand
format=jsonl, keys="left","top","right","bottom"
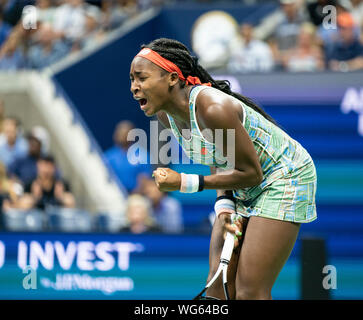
{"left": 219, "top": 213, "right": 243, "bottom": 249}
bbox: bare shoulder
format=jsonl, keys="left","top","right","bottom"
{"left": 156, "top": 111, "right": 171, "bottom": 129}
{"left": 195, "top": 87, "right": 243, "bottom": 130}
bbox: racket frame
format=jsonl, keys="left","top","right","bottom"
{"left": 194, "top": 214, "right": 237, "bottom": 300}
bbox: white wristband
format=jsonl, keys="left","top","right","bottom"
{"left": 180, "top": 173, "right": 200, "bottom": 193}
{"left": 214, "top": 198, "right": 236, "bottom": 218}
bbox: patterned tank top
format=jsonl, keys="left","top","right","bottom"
{"left": 166, "top": 85, "right": 313, "bottom": 201}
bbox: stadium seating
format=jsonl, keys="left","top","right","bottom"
{"left": 3, "top": 209, "right": 45, "bottom": 232}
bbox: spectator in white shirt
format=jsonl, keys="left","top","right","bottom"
{"left": 0, "top": 117, "right": 28, "bottom": 168}
{"left": 52, "top": 0, "right": 100, "bottom": 43}
{"left": 282, "top": 22, "right": 325, "bottom": 72}
{"left": 36, "top": 0, "right": 57, "bottom": 25}
{"left": 350, "top": 0, "right": 363, "bottom": 28}
{"left": 228, "top": 23, "right": 275, "bottom": 73}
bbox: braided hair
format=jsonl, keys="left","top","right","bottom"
{"left": 142, "top": 38, "right": 277, "bottom": 125}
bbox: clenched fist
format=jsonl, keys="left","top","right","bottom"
{"left": 152, "top": 167, "right": 181, "bottom": 192}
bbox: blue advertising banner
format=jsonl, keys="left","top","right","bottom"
{"left": 0, "top": 232, "right": 210, "bottom": 300}
{"left": 1, "top": 232, "right": 362, "bottom": 300}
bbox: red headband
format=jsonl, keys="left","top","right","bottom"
{"left": 136, "top": 48, "right": 211, "bottom": 87}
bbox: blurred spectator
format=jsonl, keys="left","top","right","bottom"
{"left": 80, "top": 5, "right": 105, "bottom": 50}
{"left": 0, "top": 161, "right": 23, "bottom": 219}
{"left": 100, "top": 0, "right": 148, "bottom": 32}
{"left": 120, "top": 193, "right": 161, "bottom": 234}
{"left": 0, "top": 0, "right": 146, "bottom": 70}
{"left": 104, "top": 120, "right": 152, "bottom": 194}
{"left": 326, "top": 12, "right": 363, "bottom": 71}
{"left": 0, "top": 100, "right": 4, "bottom": 134}
{"left": 0, "top": 5, "right": 12, "bottom": 47}
{"left": 52, "top": 0, "right": 92, "bottom": 43}
{"left": 36, "top": 0, "right": 57, "bottom": 25}
{"left": 117, "top": 0, "right": 140, "bottom": 18}
{"left": 0, "top": 117, "right": 28, "bottom": 168}
{"left": 269, "top": 0, "right": 306, "bottom": 66}
{"left": 274, "top": 0, "right": 306, "bottom": 50}
{"left": 8, "top": 131, "right": 42, "bottom": 186}
{"left": 139, "top": 0, "right": 164, "bottom": 11}
{"left": 282, "top": 22, "right": 325, "bottom": 72}
{"left": 140, "top": 178, "right": 183, "bottom": 234}
{"left": 0, "top": 30, "right": 27, "bottom": 70}
{"left": 8, "top": 126, "right": 56, "bottom": 186}
{"left": 31, "top": 125, "right": 50, "bottom": 154}
{"left": 351, "top": 0, "right": 363, "bottom": 28}
{"left": 20, "top": 155, "right": 75, "bottom": 211}
{"left": 228, "top": 22, "right": 275, "bottom": 73}
{"left": 101, "top": 0, "right": 130, "bottom": 31}
{"left": 27, "top": 22, "right": 70, "bottom": 69}
{"left": 315, "top": 0, "right": 358, "bottom": 47}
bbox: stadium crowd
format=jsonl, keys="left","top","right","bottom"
{"left": 0, "top": 0, "right": 362, "bottom": 72}
{"left": 0, "top": 0, "right": 165, "bottom": 70}
{"left": 0, "top": 100, "right": 184, "bottom": 234}
{"left": 0, "top": 102, "right": 77, "bottom": 231}
{"left": 224, "top": 0, "right": 363, "bottom": 72}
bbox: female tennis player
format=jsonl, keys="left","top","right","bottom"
{"left": 129, "top": 38, "right": 317, "bottom": 300}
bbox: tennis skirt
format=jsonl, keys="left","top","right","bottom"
{"left": 235, "top": 162, "right": 317, "bottom": 223}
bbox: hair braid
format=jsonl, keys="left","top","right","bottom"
{"left": 142, "top": 38, "right": 277, "bottom": 125}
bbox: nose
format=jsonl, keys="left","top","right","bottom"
{"left": 130, "top": 79, "right": 140, "bottom": 95}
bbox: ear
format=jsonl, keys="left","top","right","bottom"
{"left": 168, "top": 72, "right": 180, "bottom": 87}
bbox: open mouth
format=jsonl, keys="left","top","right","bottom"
{"left": 139, "top": 98, "right": 147, "bottom": 107}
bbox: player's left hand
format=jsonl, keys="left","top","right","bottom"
{"left": 152, "top": 167, "right": 181, "bottom": 192}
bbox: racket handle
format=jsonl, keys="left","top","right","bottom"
{"left": 220, "top": 230, "right": 235, "bottom": 263}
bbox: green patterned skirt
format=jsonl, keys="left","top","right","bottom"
{"left": 236, "top": 162, "right": 317, "bottom": 223}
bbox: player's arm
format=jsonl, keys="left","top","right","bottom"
{"left": 154, "top": 104, "right": 263, "bottom": 191}
{"left": 210, "top": 166, "right": 233, "bottom": 198}
{"left": 200, "top": 102, "right": 263, "bottom": 190}
{"left": 153, "top": 101, "right": 263, "bottom": 191}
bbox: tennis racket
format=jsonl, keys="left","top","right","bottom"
{"left": 194, "top": 213, "right": 237, "bottom": 300}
